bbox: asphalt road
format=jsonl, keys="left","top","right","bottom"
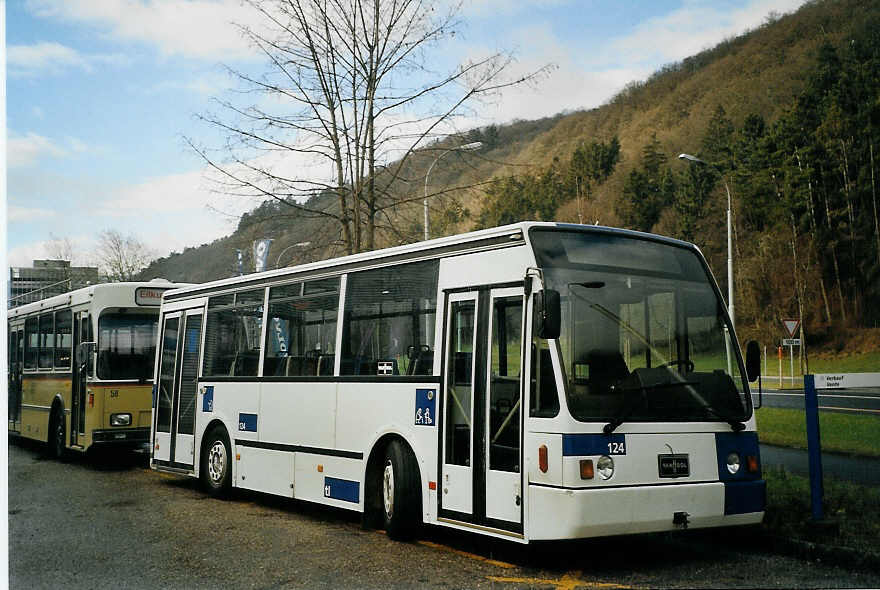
{"left": 752, "top": 387, "right": 880, "bottom": 415}
{"left": 9, "top": 439, "right": 880, "bottom": 589}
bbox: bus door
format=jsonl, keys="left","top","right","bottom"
{"left": 154, "top": 308, "right": 203, "bottom": 468}
{"left": 440, "top": 286, "right": 524, "bottom": 533}
{"left": 70, "top": 312, "right": 89, "bottom": 446}
{"left": 8, "top": 326, "right": 23, "bottom": 431}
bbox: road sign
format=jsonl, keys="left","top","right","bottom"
{"left": 782, "top": 318, "right": 800, "bottom": 338}
{"left": 782, "top": 338, "right": 801, "bottom": 346}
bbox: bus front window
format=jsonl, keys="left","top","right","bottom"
{"left": 97, "top": 312, "right": 159, "bottom": 381}
{"left": 530, "top": 229, "right": 750, "bottom": 426}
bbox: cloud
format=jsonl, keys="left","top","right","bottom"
{"left": 7, "top": 205, "right": 58, "bottom": 223}
{"left": 8, "top": 132, "right": 67, "bottom": 167}
{"left": 7, "top": 41, "right": 130, "bottom": 76}
{"left": 608, "top": 0, "right": 807, "bottom": 67}
{"left": 25, "top": 0, "right": 265, "bottom": 61}
{"left": 7, "top": 132, "right": 93, "bottom": 167}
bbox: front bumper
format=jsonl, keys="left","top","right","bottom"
{"left": 528, "top": 480, "right": 765, "bottom": 540}
{"left": 91, "top": 427, "right": 150, "bottom": 447}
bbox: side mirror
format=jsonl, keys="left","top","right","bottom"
{"left": 745, "top": 340, "right": 761, "bottom": 383}
{"left": 535, "top": 289, "right": 561, "bottom": 340}
{"left": 77, "top": 341, "right": 96, "bottom": 375}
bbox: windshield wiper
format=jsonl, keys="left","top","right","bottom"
{"left": 603, "top": 379, "right": 699, "bottom": 434}
{"left": 703, "top": 405, "right": 746, "bottom": 432}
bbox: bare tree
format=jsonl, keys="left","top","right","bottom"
{"left": 45, "top": 233, "right": 76, "bottom": 262}
{"left": 192, "top": 0, "right": 551, "bottom": 254}
{"left": 94, "top": 230, "right": 155, "bottom": 282}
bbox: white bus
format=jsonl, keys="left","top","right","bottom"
{"left": 8, "top": 280, "right": 186, "bottom": 456}
{"left": 150, "top": 222, "right": 765, "bottom": 542}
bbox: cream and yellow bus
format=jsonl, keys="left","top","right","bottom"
{"left": 8, "top": 280, "right": 186, "bottom": 457}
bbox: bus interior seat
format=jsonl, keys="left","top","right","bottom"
{"left": 316, "top": 354, "right": 334, "bottom": 376}
{"left": 407, "top": 348, "right": 434, "bottom": 376}
{"left": 584, "top": 350, "right": 630, "bottom": 394}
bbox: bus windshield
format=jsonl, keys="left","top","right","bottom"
{"left": 530, "top": 229, "right": 750, "bottom": 426}
{"left": 97, "top": 312, "right": 159, "bottom": 381}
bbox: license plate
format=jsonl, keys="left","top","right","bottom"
{"left": 658, "top": 454, "right": 689, "bottom": 478}
{"left": 115, "top": 433, "right": 127, "bottom": 439}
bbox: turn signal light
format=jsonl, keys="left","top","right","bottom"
{"left": 428, "top": 481, "right": 437, "bottom": 491}
{"left": 88, "top": 391, "right": 94, "bottom": 408}
{"left": 747, "top": 455, "right": 759, "bottom": 473}
{"left": 538, "top": 445, "right": 548, "bottom": 473}
{"left": 580, "top": 459, "right": 594, "bottom": 480}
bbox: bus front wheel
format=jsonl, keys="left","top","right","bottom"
{"left": 381, "top": 440, "right": 421, "bottom": 541}
{"left": 48, "top": 408, "right": 66, "bottom": 460}
{"left": 201, "top": 427, "right": 232, "bottom": 497}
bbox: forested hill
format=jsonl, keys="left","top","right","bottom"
{"left": 139, "top": 0, "right": 880, "bottom": 347}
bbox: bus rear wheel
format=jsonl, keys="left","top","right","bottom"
{"left": 381, "top": 440, "right": 421, "bottom": 541}
{"left": 201, "top": 427, "right": 232, "bottom": 497}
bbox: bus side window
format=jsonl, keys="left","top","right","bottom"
{"left": 38, "top": 314, "right": 54, "bottom": 369}
{"left": 530, "top": 295, "right": 559, "bottom": 418}
{"left": 203, "top": 289, "right": 264, "bottom": 378}
{"left": 24, "top": 316, "right": 38, "bottom": 369}
{"left": 341, "top": 260, "right": 438, "bottom": 376}
{"left": 54, "top": 310, "right": 73, "bottom": 369}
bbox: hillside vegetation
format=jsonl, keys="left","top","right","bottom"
{"left": 140, "top": 0, "right": 880, "bottom": 359}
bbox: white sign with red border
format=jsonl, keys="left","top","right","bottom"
{"left": 782, "top": 318, "right": 800, "bottom": 338}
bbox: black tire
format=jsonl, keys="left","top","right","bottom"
{"left": 47, "top": 407, "right": 66, "bottom": 460}
{"left": 381, "top": 440, "right": 421, "bottom": 541}
{"left": 201, "top": 427, "right": 232, "bottom": 497}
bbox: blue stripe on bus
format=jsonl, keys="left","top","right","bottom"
{"left": 323, "top": 477, "right": 359, "bottom": 503}
{"left": 561, "top": 433, "right": 626, "bottom": 456}
{"left": 724, "top": 480, "right": 766, "bottom": 514}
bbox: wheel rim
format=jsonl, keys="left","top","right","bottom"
{"left": 383, "top": 459, "right": 395, "bottom": 519}
{"left": 207, "top": 440, "right": 227, "bottom": 485}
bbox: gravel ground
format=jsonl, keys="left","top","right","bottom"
{"left": 9, "top": 438, "right": 880, "bottom": 589}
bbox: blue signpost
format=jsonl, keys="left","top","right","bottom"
{"left": 803, "top": 374, "right": 824, "bottom": 521}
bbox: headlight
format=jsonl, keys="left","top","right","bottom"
{"left": 596, "top": 455, "right": 614, "bottom": 480}
{"left": 726, "top": 452, "right": 741, "bottom": 474}
{"left": 110, "top": 413, "right": 132, "bottom": 427}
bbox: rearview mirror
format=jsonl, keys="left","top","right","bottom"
{"left": 745, "top": 340, "right": 761, "bottom": 383}
{"left": 535, "top": 289, "right": 561, "bottom": 339}
{"left": 77, "top": 341, "right": 96, "bottom": 375}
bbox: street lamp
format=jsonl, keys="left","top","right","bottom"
{"left": 423, "top": 141, "right": 482, "bottom": 241}
{"left": 275, "top": 241, "right": 312, "bottom": 269}
{"left": 679, "top": 153, "right": 735, "bottom": 373}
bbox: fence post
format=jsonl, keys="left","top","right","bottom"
{"left": 803, "top": 374, "right": 824, "bottom": 521}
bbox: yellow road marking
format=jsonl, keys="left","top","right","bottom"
{"left": 488, "top": 571, "right": 631, "bottom": 589}
{"left": 416, "top": 540, "right": 516, "bottom": 569}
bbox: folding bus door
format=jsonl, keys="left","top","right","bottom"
{"left": 440, "top": 292, "right": 479, "bottom": 516}
{"left": 439, "top": 286, "right": 525, "bottom": 534}
{"left": 483, "top": 287, "right": 524, "bottom": 528}
{"left": 153, "top": 308, "right": 203, "bottom": 468}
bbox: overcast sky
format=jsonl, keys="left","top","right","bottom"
{"left": 5, "top": 0, "right": 807, "bottom": 268}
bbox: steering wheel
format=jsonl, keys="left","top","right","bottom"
{"left": 658, "top": 359, "right": 695, "bottom": 373}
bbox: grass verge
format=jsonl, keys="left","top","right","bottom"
{"left": 759, "top": 350, "right": 880, "bottom": 389}
{"left": 755, "top": 406, "right": 880, "bottom": 457}
{"left": 763, "top": 466, "right": 880, "bottom": 558}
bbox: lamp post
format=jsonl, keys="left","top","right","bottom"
{"left": 275, "top": 241, "right": 312, "bottom": 269}
{"left": 423, "top": 141, "right": 482, "bottom": 241}
{"left": 678, "top": 153, "right": 735, "bottom": 373}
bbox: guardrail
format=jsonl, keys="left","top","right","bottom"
{"left": 804, "top": 372, "right": 880, "bottom": 521}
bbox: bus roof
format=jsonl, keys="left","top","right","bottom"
{"left": 163, "top": 221, "right": 697, "bottom": 302}
{"left": 7, "top": 279, "right": 190, "bottom": 319}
